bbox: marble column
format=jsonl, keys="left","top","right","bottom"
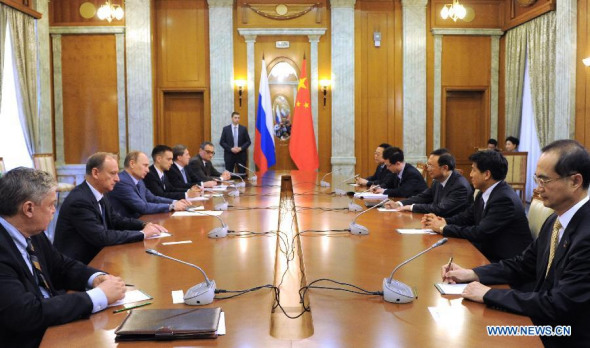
{"left": 51, "top": 34, "right": 64, "bottom": 164}
{"left": 554, "top": 0, "right": 576, "bottom": 139}
{"left": 309, "top": 34, "right": 320, "bottom": 147}
{"left": 490, "top": 35, "right": 500, "bottom": 140}
{"left": 125, "top": 0, "right": 153, "bottom": 155}
{"left": 433, "top": 34, "right": 442, "bottom": 150}
{"left": 401, "top": 0, "right": 427, "bottom": 163}
{"left": 35, "top": 0, "right": 52, "bottom": 153}
{"left": 208, "top": 0, "right": 235, "bottom": 170}
{"left": 115, "top": 33, "right": 127, "bottom": 166}
{"left": 330, "top": 0, "right": 356, "bottom": 176}
{"left": 244, "top": 34, "right": 257, "bottom": 173}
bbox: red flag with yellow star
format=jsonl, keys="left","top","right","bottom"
{"left": 289, "top": 58, "right": 319, "bottom": 171}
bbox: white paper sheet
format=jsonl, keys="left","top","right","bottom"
{"left": 109, "top": 289, "right": 152, "bottom": 307}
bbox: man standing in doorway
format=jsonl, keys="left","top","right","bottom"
{"left": 220, "top": 111, "right": 251, "bottom": 175}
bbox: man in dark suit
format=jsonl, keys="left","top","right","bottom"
{"left": 385, "top": 148, "right": 472, "bottom": 217}
{"left": 423, "top": 150, "right": 532, "bottom": 262}
{"left": 109, "top": 151, "right": 190, "bottom": 218}
{"left": 372, "top": 146, "right": 427, "bottom": 198}
{"left": 144, "top": 145, "right": 201, "bottom": 200}
{"left": 220, "top": 111, "right": 251, "bottom": 174}
{"left": 54, "top": 152, "right": 165, "bottom": 264}
{"left": 0, "top": 167, "right": 127, "bottom": 348}
{"left": 356, "top": 143, "right": 393, "bottom": 187}
{"left": 441, "top": 140, "right": 590, "bottom": 347}
{"left": 189, "top": 141, "right": 231, "bottom": 184}
{"left": 168, "top": 144, "right": 211, "bottom": 188}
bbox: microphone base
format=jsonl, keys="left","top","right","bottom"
{"left": 184, "top": 280, "right": 216, "bottom": 305}
{"left": 320, "top": 180, "right": 331, "bottom": 187}
{"left": 249, "top": 175, "right": 258, "bottom": 182}
{"left": 349, "top": 222, "right": 369, "bottom": 235}
{"left": 208, "top": 226, "right": 228, "bottom": 238}
{"left": 383, "top": 278, "right": 415, "bottom": 304}
{"left": 228, "top": 190, "right": 240, "bottom": 197}
{"left": 348, "top": 202, "right": 363, "bottom": 212}
{"left": 214, "top": 202, "right": 228, "bottom": 211}
{"left": 334, "top": 189, "right": 346, "bottom": 196}
{"left": 235, "top": 182, "right": 246, "bottom": 188}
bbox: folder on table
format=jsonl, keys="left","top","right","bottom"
{"left": 115, "top": 307, "right": 222, "bottom": 341}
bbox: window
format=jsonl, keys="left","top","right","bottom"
{"left": 0, "top": 24, "right": 33, "bottom": 170}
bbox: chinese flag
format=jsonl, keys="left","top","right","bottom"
{"left": 289, "top": 58, "right": 319, "bottom": 171}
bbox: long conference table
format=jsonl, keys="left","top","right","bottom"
{"left": 42, "top": 171, "right": 541, "bottom": 347}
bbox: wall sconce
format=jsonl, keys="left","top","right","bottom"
{"left": 97, "top": 0, "right": 124, "bottom": 22}
{"left": 583, "top": 57, "right": 590, "bottom": 67}
{"left": 319, "top": 80, "right": 331, "bottom": 107}
{"left": 234, "top": 80, "right": 246, "bottom": 107}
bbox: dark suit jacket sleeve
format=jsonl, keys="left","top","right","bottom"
{"left": 189, "top": 158, "right": 213, "bottom": 182}
{"left": 443, "top": 192, "right": 518, "bottom": 244}
{"left": 240, "top": 126, "right": 251, "bottom": 150}
{"left": 384, "top": 166, "right": 427, "bottom": 198}
{"left": 404, "top": 176, "right": 472, "bottom": 217}
{"left": 219, "top": 126, "right": 232, "bottom": 152}
{"left": 68, "top": 198, "right": 144, "bottom": 247}
{"left": 110, "top": 180, "right": 171, "bottom": 216}
{"left": 0, "top": 232, "right": 96, "bottom": 335}
{"left": 209, "top": 162, "right": 222, "bottom": 178}
{"left": 143, "top": 171, "right": 186, "bottom": 200}
{"left": 167, "top": 166, "right": 193, "bottom": 189}
{"left": 365, "top": 165, "right": 381, "bottom": 184}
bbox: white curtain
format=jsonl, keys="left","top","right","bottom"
{"left": 519, "top": 54, "right": 541, "bottom": 203}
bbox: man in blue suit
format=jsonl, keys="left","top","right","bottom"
{"left": 109, "top": 151, "right": 190, "bottom": 218}
{"left": 219, "top": 111, "right": 251, "bottom": 174}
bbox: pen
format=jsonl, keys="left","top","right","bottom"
{"left": 113, "top": 302, "right": 151, "bottom": 313}
{"left": 446, "top": 256, "right": 453, "bottom": 274}
{"left": 125, "top": 284, "right": 134, "bottom": 287}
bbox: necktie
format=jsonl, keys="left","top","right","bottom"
{"left": 98, "top": 198, "right": 107, "bottom": 228}
{"left": 545, "top": 219, "right": 562, "bottom": 277}
{"left": 25, "top": 238, "right": 53, "bottom": 296}
{"left": 233, "top": 126, "right": 239, "bottom": 148}
{"left": 181, "top": 168, "right": 188, "bottom": 183}
{"left": 160, "top": 175, "right": 166, "bottom": 189}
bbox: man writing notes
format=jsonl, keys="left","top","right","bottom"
{"left": 0, "top": 168, "right": 127, "bottom": 348}
{"left": 423, "top": 150, "right": 532, "bottom": 262}
{"left": 189, "top": 141, "right": 231, "bottom": 186}
{"left": 109, "top": 151, "right": 190, "bottom": 218}
{"left": 371, "top": 146, "right": 427, "bottom": 198}
{"left": 220, "top": 111, "right": 251, "bottom": 175}
{"left": 441, "top": 140, "right": 590, "bottom": 347}
{"left": 356, "top": 143, "right": 393, "bottom": 187}
{"left": 385, "top": 149, "right": 472, "bottom": 217}
{"left": 54, "top": 152, "right": 165, "bottom": 264}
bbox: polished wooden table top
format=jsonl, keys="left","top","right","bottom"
{"left": 42, "top": 171, "right": 541, "bottom": 347}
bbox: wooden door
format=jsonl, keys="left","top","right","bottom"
{"left": 255, "top": 36, "right": 310, "bottom": 171}
{"left": 157, "top": 91, "right": 204, "bottom": 155}
{"left": 442, "top": 89, "right": 488, "bottom": 177}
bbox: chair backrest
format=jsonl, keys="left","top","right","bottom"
{"left": 33, "top": 153, "right": 57, "bottom": 179}
{"left": 416, "top": 162, "right": 427, "bottom": 180}
{"left": 528, "top": 191, "right": 554, "bottom": 239}
{"left": 0, "top": 157, "right": 5, "bottom": 175}
{"left": 503, "top": 152, "right": 528, "bottom": 189}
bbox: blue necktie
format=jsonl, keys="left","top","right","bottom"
{"left": 181, "top": 168, "right": 188, "bottom": 183}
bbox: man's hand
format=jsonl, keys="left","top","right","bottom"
{"left": 422, "top": 213, "right": 446, "bottom": 234}
{"left": 384, "top": 201, "right": 402, "bottom": 209}
{"left": 356, "top": 177, "right": 368, "bottom": 186}
{"left": 221, "top": 171, "right": 231, "bottom": 181}
{"left": 203, "top": 180, "right": 217, "bottom": 188}
{"left": 96, "top": 275, "right": 126, "bottom": 304}
{"left": 462, "top": 281, "right": 490, "bottom": 303}
{"left": 173, "top": 199, "right": 190, "bottom": 211}
{"left": 142, "top": 223, "right": 167, "bottom": 238}
{"left": 370, "top": 186, "right": 385, "bottom": 194}
{"left": 186, "top": 186, "right": 202, "bottom": 198}
{"left": 440, "top": 262, "right": 479, "bottom": 284}
{"left": 231, "top": 147, "right": 241, "bottom": 154}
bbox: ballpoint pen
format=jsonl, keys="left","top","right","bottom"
{"left": 113, "top": 302, "right": 152, "bottom": 313}
{"left": 446, "top": 256, "right": 453, "bottom": 274}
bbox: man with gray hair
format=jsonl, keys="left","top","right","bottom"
{"left": 0, "top": 167, "right": 127, "bottom": 347}
{"left": 54, "top": 152, "right": 165, "bottom": 264}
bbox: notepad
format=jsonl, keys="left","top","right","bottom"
{"left": 172, "top": 211, "right": 223, "bottom": 217}
{"left": 434, "top": 283, "right": 467, "bottom": 295}
{"left": 145, "top": 232, "right": 172, "bottom": 240}
{"left": 378, "top": 208, "right": 401, "bottom": 212}
{"left": 353, "top": 192, "right": 388, "bottom": 200}
{"left": 109, "top": 289, "right": 152, "bottom": 307}
{"left": 187, "top": 196, "right": 209, "bottom": 201}
{"left": 396, "top": 229, "right": 436, "bottom": 235}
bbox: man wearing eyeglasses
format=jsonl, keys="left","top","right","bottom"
{"left": 188, "top": 142, "right": 231, "bottom": 186}
{"left": 385, "top": 148, "right": 472, "bottom": 217}
{"left": 440, "top": 140, "right": 590, "bottom": 347}
{"left": 423, "top": 150, "right": 532, "bottom": 262}
{"left": 356, "top": 143, "right": 393, "bottom": 187}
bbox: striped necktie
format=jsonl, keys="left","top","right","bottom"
{"left": 545, "top": 219, "right": 562, "bottom": 277}
{"left": 25, "top": 238, "right": 53, "bottom": 296}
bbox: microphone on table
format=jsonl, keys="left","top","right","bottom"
{"left": 348, "top": 198, "right": 389, "bottom": 235}
{"left": 145, "top": 249, "right": 216, "bottom": 305}
{"left": 346, "top": 191, "right": 363, "bottom": 212}
{"left": 199, "top": 211, "right": 229, "bottom": 238}
{"left": 319, "top": 171, "right": 333, "bottom": 187}
{"left": 238, "top": 163, "right": 257, "bottom": 182}
{"left": 382, "top": 238, "right": 448, "bottom": 304}
{"left": 231, "top": 172, "right": 246, "bottom": 188}
{"left": 214, "top": 194, "right": 228, "bottom": 211}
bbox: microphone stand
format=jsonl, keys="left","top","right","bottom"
{"left": 349, "top": 198, "right": 389, "bottom": 235}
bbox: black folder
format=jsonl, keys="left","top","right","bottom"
{"left": 115, "top": 307, "right": 222, "bottom": 341}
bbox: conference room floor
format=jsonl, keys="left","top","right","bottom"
{"left": 41, "top": 171, "right": 541, "bottom": 347}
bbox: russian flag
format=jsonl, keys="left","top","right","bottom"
{"left": 253, "top": 59, "right": 275, "bottom": 172}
